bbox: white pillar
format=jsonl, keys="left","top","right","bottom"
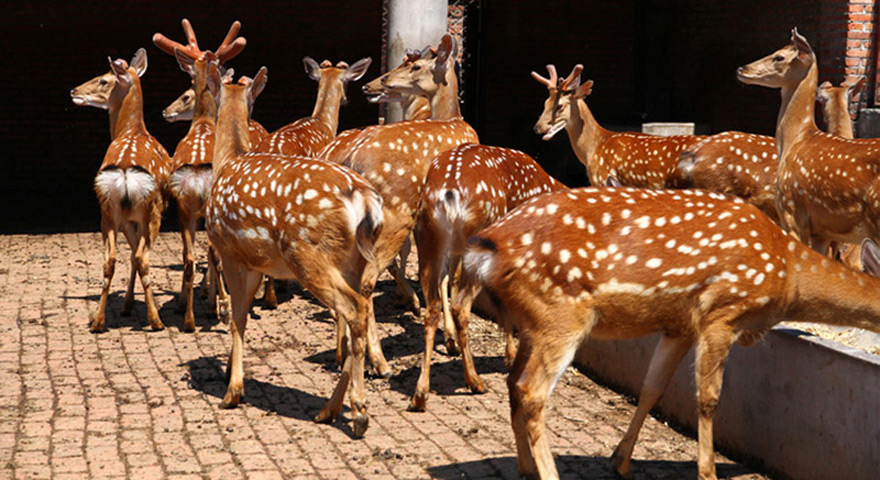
{"left": 385, "top": 0, "right": 447, "bottom": 123}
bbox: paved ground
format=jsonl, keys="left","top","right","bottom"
{"left": 0, "top": 232, "right": 771, "bottom": 479}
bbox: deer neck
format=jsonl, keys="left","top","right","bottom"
{"left": 109, "top": 77, "right": 147, "bottom": 140}
{"left": 776, "top": 60, "right": 820, "bottom": 159}
{"left": 214, "top": 92, "right": 251, "bottom": 177}
{"left": 190, "top": 75, "right": 217, "bottom": 129}
{"left": 784, "top": 242, "right": 880, "bottom": 333}
{"left": 312, "top": 77, "right": 343, "bottom": 136}
{"left": 428, "top": 62, "right": 461, "bottom": 120}
{"left": 823, "top": 98, "right": 853, "bottom": 139}
{"left": 403, "top": 94, "right": 431, "bottom": 121}
{"left": 566, "top": 98, "right": 608, "bottom": 167}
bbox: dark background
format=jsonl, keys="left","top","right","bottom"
{"left": 0, "top": 0, "right": 859, "bottom": 233}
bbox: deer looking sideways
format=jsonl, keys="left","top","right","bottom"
{"left": 163, "top": 86, "right": 270, "bottom": 145}
{"left": 532, "top": 64, "right": 706, "bottom": 188}
{"left": 205, "top": 63, "right": 384, "bottom": 437}
{"left": 320, "top": 34, "right": 479, "bottom": 376}
{"left": 676, "top": 77, "right": 864, "bottom": 229}
{"left": 70, "top": 49, "right": 171, "bottom": 332}
{"left": 463, "top": 186, "right": 880, "bottom": 480}
{"left": 152, "top": 19, "right": 246, "bottom": 331}
{"left": 737, "top": 28, "right": 880, "bottom": 254}
{"left": 409, "top": 143, "right": 566, "bottom": 411}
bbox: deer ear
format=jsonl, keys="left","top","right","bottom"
{"left": 249, "top": 67, "right": 268, "bottom": 104}
{"left": 130, "top": 48, "right": 148, "bottom": 78}
{"left": 206, "top": 62, "right": 222, "bottom": 98}
{"left": 849, "top": 77, "right": 866, "bottom": 101}
{"left": 174, "top": 48, "right": 195, "bottom": 76}
{"left": 791, "top": 28, "right": 813, "bottom": 62}
{"left": 303, "top": 57, "right": 321, "bottom": 81}
{"left": 860, "top": 239, "right": 880, "bottom": 276}
{"left": 573, "top": 80, "right": 593, "bottom": 99}
{"left": 434, "top": 34, "right": 456, "bottom": 74}
{"left": 109, "top": 58, "right": 132, "bottom": 87}
{"left": 344, "top": 57, "right": 372, "bottom": 82}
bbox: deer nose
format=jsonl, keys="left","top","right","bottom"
{"left": 69, "top": 89, "right": 76, "bottom": 96}
{"left": 361, "top": 84, "right": 370, "bottom": 93}
{"left": 736, "top": 66, "right": 745, "bottom": 76}
{"left": 533, "top": 123, "right": 542, "bottom": 134}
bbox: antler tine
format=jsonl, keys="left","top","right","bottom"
{"left": 215, "top": 20, "right": 246, "bottom": 64}
{"left": 561, "top": 64, "right": 584, "bottom": 90}
{"left": 531, "top": 64, "right": 558, "bottom": 89}
{"left": 152, "top": 18, "right": 203, "bottom": 60}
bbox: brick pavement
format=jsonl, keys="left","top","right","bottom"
{"left": 0, "top": 232, "right": 771, "bottom": 479}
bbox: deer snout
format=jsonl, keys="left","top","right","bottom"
{"left": 533, "top": 123, "right": 544, "bottom": 134}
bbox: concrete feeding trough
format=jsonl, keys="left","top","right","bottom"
{"left": 642, "top": 122, "right": 696, "bottom": 136}
{"left": 574, "top": 327, "right": 879, "bottom": 480}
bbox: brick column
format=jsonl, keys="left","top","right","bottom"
{"left": 846, "top": 0, "right": 875, "bottom": 108}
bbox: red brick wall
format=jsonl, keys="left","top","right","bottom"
{"left": 846, "top": 0, "right": 875, "bottom": 111}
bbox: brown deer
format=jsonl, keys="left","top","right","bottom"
{"left": 320, "top": 34, "right": 479, "bottom": 376}
{"left": 205, "top": 64, "right": 384, "bottom": 437}
{"left": 409, "top": 143, "right": 566, "bottom": 411}
{"left": 676, "top": 77, "right": 865, "bottom": 228}
{"left": 256, "top": 57, "right": 372, "bottom": 156}
{"left": 532, "top": 64, "right": 706, "bottom": 188}
{"left": 164, "top": 86, "right": 270, "bottom": 145}
{"left": 152, "top": 19, "right": 246, "bottom": 331}
{"left": 70, "top": 49, "right": 171, "bottom": 332}
{"left": 463, "top": 186, "right": 880, "bottom": 480}
{"left": 737, "top": 28, "right": 880, "bottom": 253}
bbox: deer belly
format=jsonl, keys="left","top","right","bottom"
{"left": 589, "top": 289, "right": 694, "bottom": 339}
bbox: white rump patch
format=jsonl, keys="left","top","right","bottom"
{"left": 94, "top": 168, "right": 156, "bottom": 208}
{"left": 169, "top": 166, "right": 212, "bottom": 201}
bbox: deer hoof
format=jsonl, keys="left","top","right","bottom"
{"left": 352, "top": 414, "right": 370, "bottom": 437}
{"left": 407, "top": 392, "right": 427, "bottom": 412}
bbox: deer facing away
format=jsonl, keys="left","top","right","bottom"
{"left": 70, "top": 48, "right": 171, "bottom": 333}
{"left": 463, "top": 186, "right": 880, "bottom": 480}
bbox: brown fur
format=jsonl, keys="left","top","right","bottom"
{"left": 465, "top": 187, "right": 880, "bottom": 480}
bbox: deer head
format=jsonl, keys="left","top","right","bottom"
{"left": 71, "top": 48, "right": 148, "bottom": 110}
{"left": 737, "top": 28, "right": 815, "bottom": 89}
{"left": 362, "top": 34, "right": 458, "bottom": 103}
{"left": 303, "top": 57, "right": 372, "bottom": 106}
{"left": 531, "top": 64, "right": 593, "bottom": 140}
{"left": 816, "top": 78, "right": 865, "bottom": 106}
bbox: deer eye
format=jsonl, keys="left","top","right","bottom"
{"left": 183, "top": 95, "right": 191, "bottom": 102}
{"left": 99, "top": 78, "right": 108, "bottom": 86}
{"left": 411, "top": 64, "right": 421, "bottom": 71}
{"left": 773, "top": 55, "right": 785, "bottom": 62}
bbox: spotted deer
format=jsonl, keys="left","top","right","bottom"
{"left": 164, "top": 86, "right": 270, "bottom": 145}
{"left": 152, "top": 19, "right": 247, "bottom": 331}
{"left": 533, "top": 64, "right": 706, "bottom": 188}
{"left": 463, "top": 186, "right": 880, "bottom": 480}
{"left": 70, "top": 49, "right": 171, "bottom": 332}
{"left": 205, "top": 64, "right": 384, "bottom": 437}
{"left": 409, "top": 143, "right": 566, "bottom": 411}
{"left": 677, "top": 77, "right": 865, "bottom": 229}
{"left": 320, "top": 34, "right": 479, "bottom": 376}
{"left": 737, "top": 29, "right": 880, "bottom": 254}
{"left": 256, "top": 57, "right": 372, "bottom": 156}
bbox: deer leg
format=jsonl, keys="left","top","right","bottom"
{"left": 178, "top": 208, "right": 198, "bottom": 332}
{"left": 363, "top": 280, "right": 391, "bottom": 379}
{"left": 262, "top": 276, "right": 278, "bottom": 309}
{"left": 219, "top": 259, "right": 262, "bottom": 408}
{"left": 694, "top": 325, "right": 736, "bottom": 480}
{"left": 450, "top": 282, "right": 486, "bottom": 394}
{"left": 90, "top": 217, "right": 118, "bottom": 333}
{"left": 409, "top": 238, "right": 444, "bottom": 411}
{"left": 120, "top": 222, "right": 138, "bottom": 316}
{"left": 504, "top": 328, "right": 518, "bottom": 372}
{"left": 208, "top": 245, "right": 230, "bottom": 324}
{"left": 134, "top": 216, "right": 163, "bottom": 331}
{"left": 612, "top": 334, "right": 692, "bottom": 479}
{"left": 439, "top": 271, "right": 459, "bottom": 355}
{"left": 389, "top": 236, "right": 420, "bottom": 313}
{"left": 336, "top": 312, "right": 349, "bottom": 367}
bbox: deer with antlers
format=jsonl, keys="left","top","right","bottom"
{"left": 737, "top": 29, "right": 880, "bottom": 254}
{"left": 70, "top": 49, "right": 171, "bottom": 332}
{"left": 409, "top": 143, "right": 566, "bottom": 411}
{"left": 318, "top": 34, "right": 479, "bottom": 376}
{"left": 676, "top": 77, "right": 865, "bottom": 229}
{"left": 164, "top": 87, "right": 270, "bottom": 145}
{"left": 256, "top": 57, "right": 372, "bottom": 156}
{"left": 152, "top": 19, "right": 246, "bottom": 331}
{"left": 205, "top": 63, "right": 384, "bottom": 437}
{"left": 532, "top": 64, "right": 706, "bottom": 188}
{"left": 463, "top": 186, "right": 880, "bottom": 480}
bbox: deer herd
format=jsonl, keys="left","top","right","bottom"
{"left": 69, "top": 20, "right": 880, "bottom": 480}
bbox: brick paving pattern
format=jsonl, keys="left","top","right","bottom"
{"left": 0, "top": 232, "right": 771, "bottom": 479}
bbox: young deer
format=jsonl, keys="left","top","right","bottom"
{"left": 463, "top": 186, "right": 880, "bottom": 480}
{"left": 409, "top": 143, "right": 566, "bottom": 411}
{"left": 320, "top": 34, "right": 479, "bottom": 376}
{"left": 164, "top": 86, "right": 270, "bottom": 145}
{"left": 676, "top": 77, "right": 865, "bottom": 228}
{"left": 205, "top": 64, "right": 384, "bottom": 437}
{"left": 70, "top": 49, "right": 171, "bottom": 332}
{"left": 737, "top": 28, "right": 880, "bottom": 253}
{"left": 153, "top": 19, "right": 246, "bottom": 331}
{"left": 256, "top": 57, "right": 372, "bottom": 156}
{"left": 532, "top": 64, "right": 706, "bottom": 188}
